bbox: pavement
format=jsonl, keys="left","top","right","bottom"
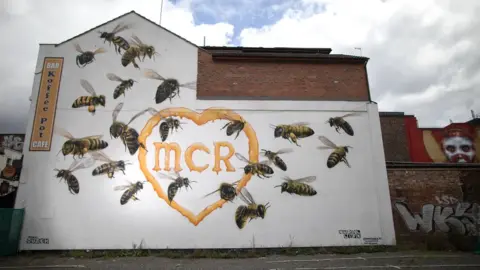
{"left": 1, "top": 251, "right": 480, "bottom": 269}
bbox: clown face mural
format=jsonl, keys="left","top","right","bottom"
{"left": 441, "top": 124, "right": 476, "bottom": 163}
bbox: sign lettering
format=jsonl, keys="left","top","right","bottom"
{"left": 153, "top": 141, "right": 236, "bottom": 173}
{"left": 29, "top": 57, "right": 63, "bottom": 151}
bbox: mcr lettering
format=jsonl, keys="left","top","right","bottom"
{"left": 153, "top": 141, "right": 236, "bottom": 173}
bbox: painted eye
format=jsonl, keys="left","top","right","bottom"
{"left": 446, "top": 146, "right": 456, "bottom": 153}
{"left": 461, "top": 145, "right": 471, "bottom": 152}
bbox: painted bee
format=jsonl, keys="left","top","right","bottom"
{"left": 54, "top": 157, "right": 95, "bottom": 195}
{"left": 220, "top": 113, "right": 246, "bottom": 139}
{"left": 98, "top": 23, "right": 131, "bottom": 54}
{"left": 55, "top": 127, "right": 108, "bottom": 159}
{"left": 140, "top": 108, "right": 186, "bottom": 142}
{"left": 74, "top": 43, "right": 106, "bottom": 68}
{"left": 90, "top": 150, "right": 131, "bottom": 179}
{"left": 121, "top": 34, "right": 159, "bottom": 69}
{"left": 235, "top": 187, "right": 270, "bottom": 229}
{"left": 235, "top": 152, "right": 274, "bottom": 179}
{"left": 71, "top": 79, "right": 106, "bottom": 115}
{"left": 143, "top": 69, "right": 197, "bottom": 104}
{"left": 203, "top": 180, "right": 240, "bottom": 202}
{"left": 110, "top": 102, "right": 150, "bottom": 155}
{"left": 260, "top": 148, "right": 293, "bottom": 171}
{"left": 270, "top": 122, "right": 315, "bottom": 147}
{"left": 106, "top": 73, "right": 136, "bottom": 99}
{"left": 157, "top": 171, "right": 197, "bottom": 203}
{"left": 327, "top": 112, "right": 360, "bottom": 136}
{"left": 114, "top": 180, "right": 146, "bottom": 205}
{"left": 275, "top": 175, "right": 317, "bottom": 196}
{"left": 317, "top": 135, "right": 353, "bottom": 168}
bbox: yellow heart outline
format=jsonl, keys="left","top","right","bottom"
{"left": 138, "top": 107, "right": 259, "bottom": 226}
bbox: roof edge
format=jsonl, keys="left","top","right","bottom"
{"left": 211, "top": 53, "right": 369, "bottom": 64}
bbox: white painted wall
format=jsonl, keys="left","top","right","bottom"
{"left": 15, "top": 12, "right": 395, "bottom": 250}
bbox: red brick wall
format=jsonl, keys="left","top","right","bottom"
{"left": 379, "top": 114, "right": 410, "bottom": 162}
{"left": 388, "top": 168, "right": 480, "bottom": 251}
{"left": 197, "top": 50, "right": 370, "bottom": 101}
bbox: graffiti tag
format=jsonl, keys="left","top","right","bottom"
{"left": 338, "top": 229, "right": 361, "bottom": 239}
{"left": 435, "top": 195, "right": 459, "bottom": 205}
{"left": 394, "top": 202, "right": 480, "bottom": 236}
{"left": 26, "top": 236, "right": 49, "bottom": 244}
{"left": 1, "top": 135, "right": 24, "bottom": 152}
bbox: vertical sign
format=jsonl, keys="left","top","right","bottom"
{"left": 29, "top": 57, "right": 64, "bottom": 151}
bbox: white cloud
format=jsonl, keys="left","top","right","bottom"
{"left": 238, "top": 0, "right": 480, "bottom": 127}
{"left": 0, "top": 0, "right": 234, "bottom": 133}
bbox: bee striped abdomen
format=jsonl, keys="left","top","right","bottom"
{"left": 72, "top": 96, "right": 92, "bottom": 108}
{"left": 122, "top": 128, "right": 141, "bottom": 155}
{"left": 235, "top": 206, "right": 257, "bottom": 229}
{"left": 87, "top": 139, "right": 108, "bottom": 151}
{"left": 289, "top": 182, "right": 317, "bottom": 196}
{"left": 66, "top": 175, "right": 80, "bottom": 194}
{"left": 258, "top": 164, "right": 274, "bottom": 174}
{"left": 292, "top": 126, "right": 315, "bottom": 138}
{"left": 112, "top": 36, "right": 130, "bottom": 51}
{"left": 120, "top": 188, "right": 135, "bottom": 205}
{"left": 92, "top": 164, "right": 110, "bottom": 176}
{"left": 167, "top": 182, "right": 179, "bottom": 202}
{"left": 121, "top": 47, "right": 139, "bottom": 67}
{"left": 341, "top": 121, "right": 354, "bottom": 136}
{"left": 327, "top": 151, "right": 344, "bottom": 168}
{"left": 159, "top": 122, "right": 170, "bottom": 141}
{"left": 273, "top": 156, "right": 287, "bottom": 171}
{"left": 113, "top": 85, "right": 125, "bottom": 99}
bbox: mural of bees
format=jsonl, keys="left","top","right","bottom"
{"left": 54, "top": 127, "right": 108, "bottom": 159}
{"left": 270, "top": 122, "right": 315, "bottom": 147}
{"left": 143, "top": 69, "right": 197, "bottom": 104}
{"left": 98, "top": 23, "right": 131, "bottom": 54}
{"left": 260, "top": 148, "right": 293, "bottom": 171}
{"left": 220, "top": 113, "right": 246, "bottom": 140}
{"left": 317, "top": 135, "right": 353, "bottom": 168}
{"left": 54, "top": 157, "right": 95, "bottom": 195}
{"left": 275, "top": 175, "right": 317, "bottom": 196}
{"left": 203, "top": 180, "right": 240, "bottom": 202}
{"left": 74, "top": 43, "right": 106, "bottom": 68}
{"left": 121, "top": 34, "right": 159, "bottom": 68}
{"left": 106, "top": 73, "right": 136, "bottom": 99}
{"left": 141, "top": 108, "right": 186, "bottom": 142}
{"left": 72, "top": 79, "right": 106, "bottom": 115}
{"left": 235, "top": 152, "right": 274, "bottom": 179}
{"left": 235, "top": 187, "right": 270, "bottom": 229}
{"left": 157, "top": 171, "right": 197, "bottom": 203}
{"left": 114, "top": 180, "right": 146, "bottom": 205}
{"left": 90, "top": 151, "right": 131, "bottom": 179}
{"left": 110, "top": 102, "right": 151, "bottom": 155}
{"left": 327, "top": 112, "right": 360, "bottom": 136}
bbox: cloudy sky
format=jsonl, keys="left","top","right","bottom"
{"left": 0, "top": 0, "right": 479, "bottom": 133}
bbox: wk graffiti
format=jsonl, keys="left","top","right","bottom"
{"left": 394, "top": 202, "right": 480, "bottom": 236}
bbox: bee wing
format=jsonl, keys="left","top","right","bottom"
{"left": 339, "top": 112, "right": 361, "bottom": 118}
{"left": 106, "top": 73, "right": 124, "bottom": 82}
{"left": 70, "top": 157, "right": 96, "bottom": 172}
{"left": 114, "top": 184, "right": 133, "bottom": 191}
{"left": 239, "top": 187, "right": 256, "bottom": 205}
{"left": 127, "top": 108, "right": 152, "bottom": 126}
{"left": 67, "top": 159, "right": 82, "bottom": 171}
{"left": 294, "top": 176, "right": 317, "bottom": 183}
{"left": 144, "top": 69, "right": 164, "bottom": 81}
{"left": 318, "top": 135, "right": 338, "bottom": 148}
{"left": 112, "top": 102, "right": 124, "bottom": 122}
{"left": 259, "top": 159, "right": 272, "bottom": 165}
{"left": 77, "top": 134, "right": 104, "bottom": 140}
{"left": 157, "top": 172, "right": 177, "bottom": 181}
{"left": 235, "top": 153, "right": 249, "bottom": 163}
{"left": 93, "top": 47, "right": 106, "bottom": 54}
{"left": 291, "top": 122, "right": 310, "bottom": 126}
{"left": 179, "top": 81, "right": 197, "bottom": 91}
{"left": 54, "top": 127, "right": 74, "bottom": 139}
{"left": 89, "top": 150, "right": 112, "bottom": 163}
{"left": 317, "top": 146, "right": 334, "bottom": 150}
{"left": 112, "top": 23, "right": 130, "bottom": 34}
{"left": 74, "top": 43, "right": 84, "bottom": 53}
{"left": 131, "top": 34, "right": 144, "bottom": 46}
{"left": 144, "top": 107, "right": 159, "bottom": 116}
{"left": 281, "top": 175, "right": 294, "bottom": 181}
{"left": 203, "top": 187, "right": 221, "bottom": 198}
{"left": 80, "top": 79, "right": 97, "bottom": 96}
{"left": 276, "top": 148, "right": 293, "bottom": 155}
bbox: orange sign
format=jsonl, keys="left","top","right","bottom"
{"left": 29, "top": 57, "right": 64, "bottom": 151}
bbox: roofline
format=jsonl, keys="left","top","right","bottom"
{"left": 202, "top": 46, "right": 333, "bottom": 54}
{"left": 52, "top": 10, "right": 209, "bottom": 53}
{"left": 379, "top": 112, "right": 405, "bottom": 117}
{"left": 386, "top": 161, "right": 480, "bottom": 169}
{"left": 210, "top": 52, "right": 369, "bottom": 64}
